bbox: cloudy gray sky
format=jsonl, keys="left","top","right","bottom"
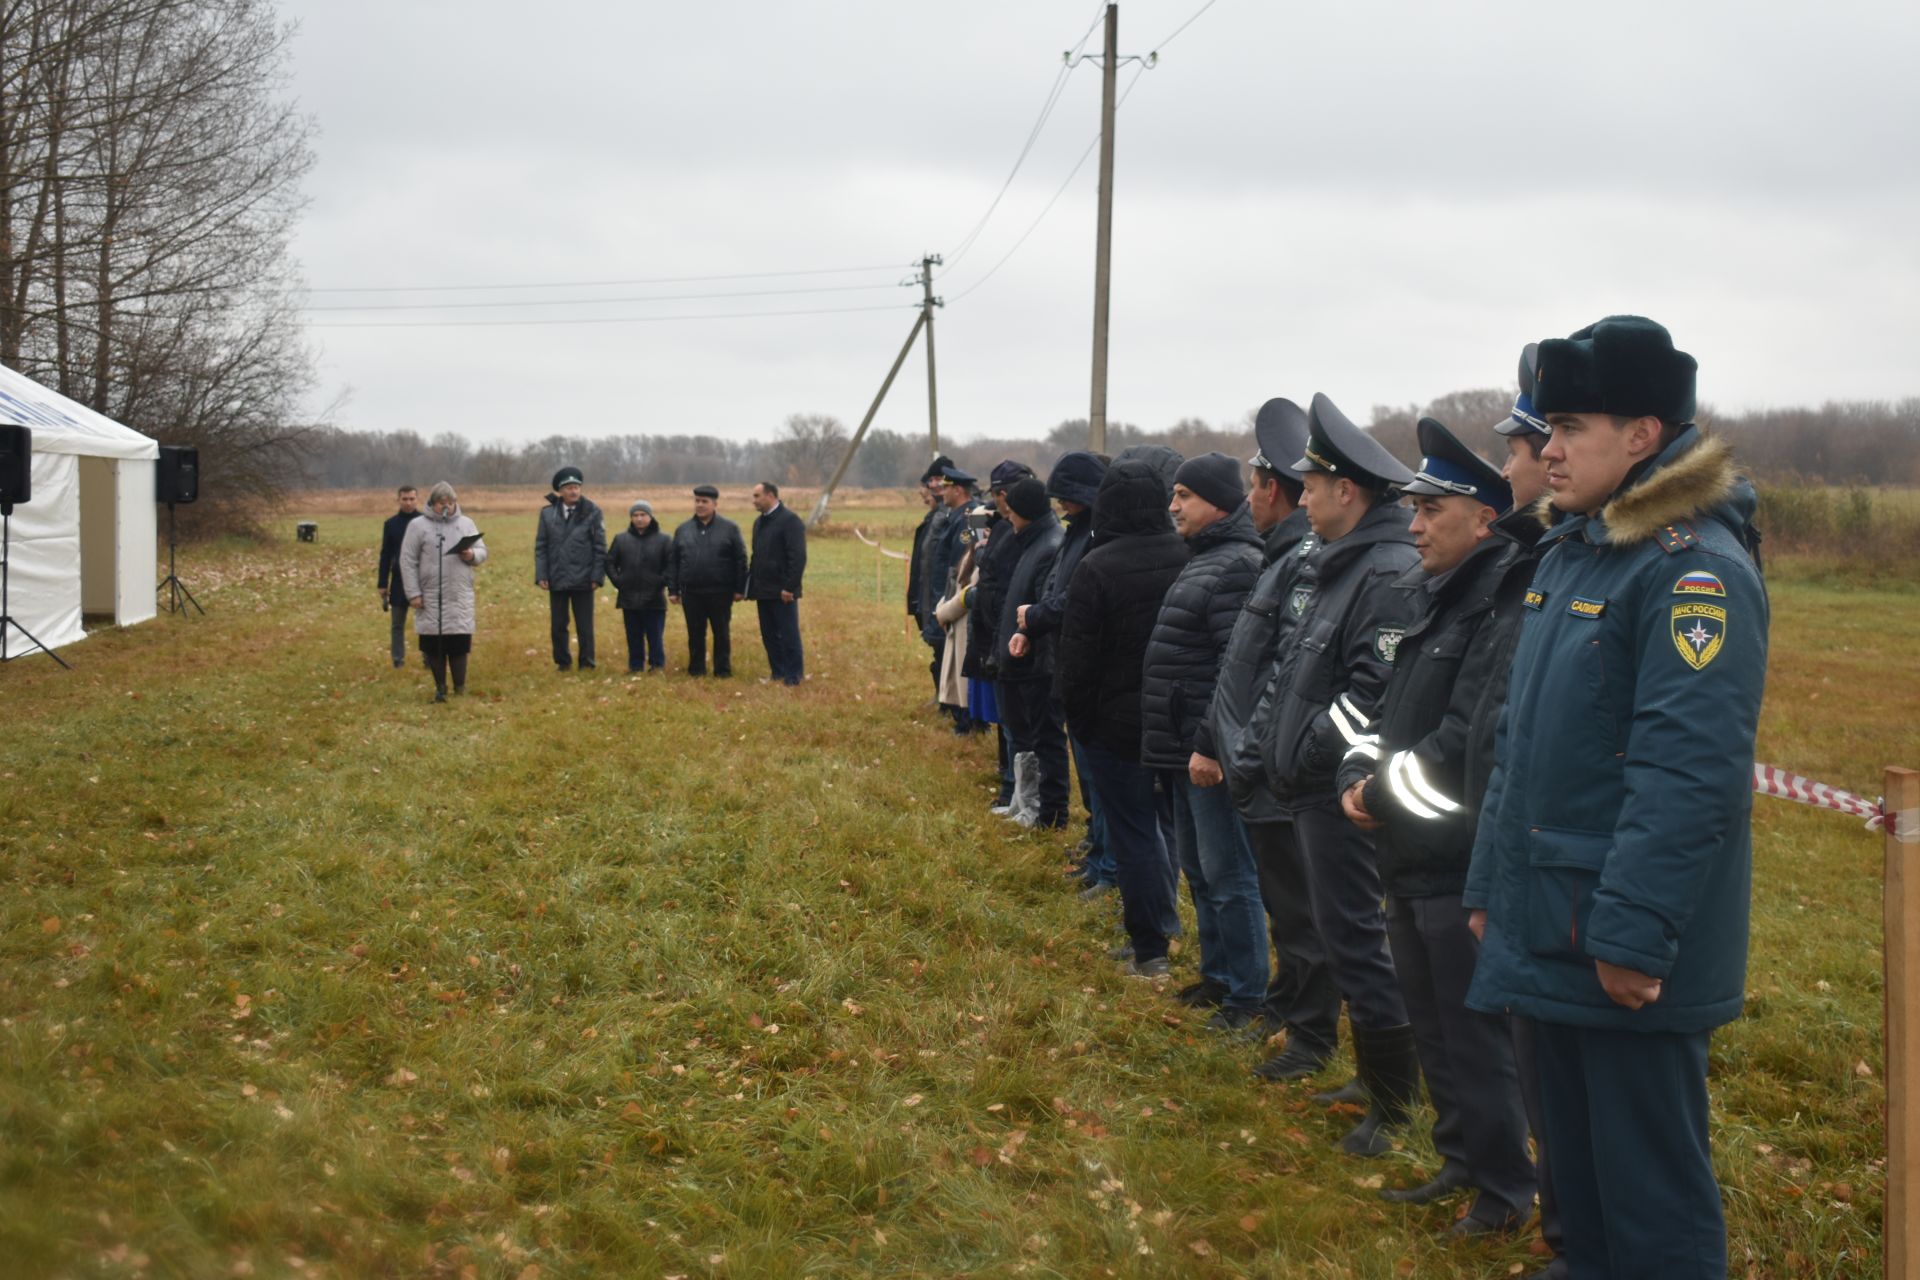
{"left": 284, "top": 0, "right": 1919, "bottom": 447}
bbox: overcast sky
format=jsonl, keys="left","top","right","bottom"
{"left": 283, "top": 0, "right": 1919, "bottom": 448}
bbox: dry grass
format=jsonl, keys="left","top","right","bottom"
{"left": 0, "top": 490, "right": 1907, "bottom": 1277}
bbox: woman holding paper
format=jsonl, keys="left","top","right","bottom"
{"left": 400, "top": 481, "right": 487, "bottom": 702}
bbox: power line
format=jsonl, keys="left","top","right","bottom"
{"left": 304, "top": 302, "right": 920, "bottom": 330}
{"left": 945, "top": 65, "right": 1147, "bottom": 305}
{"left": 1151, "top": 0, "right": 1220, "bottom": 52}
{"left": 298, "top": 263, "right": 912, "bottom": 296}
{"left": 300, "top": 280, "right": 908, "bottom": 313}
{"left": 940, "top": 0, "right": 1111, "bottom": 272}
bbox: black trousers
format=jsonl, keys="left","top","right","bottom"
{"left": 755, "top": 598, "right": 804, "bottom": 683}
{"left": 1386, "top": 892, "right": 1535, "bottom": 1221}
{"left": 1290, "top": 801, "right": 1406, "bottom": 1031}
{"left": 548, "top": 587, "right": 595, "bottom": 668}
{"left": 1510, "top": 1014, "right": 1567, "bottom": 1274}
{"left": 1245, "top": 819, "right": 1340, "bottom": 1054}
{"left": 1534, "top": 1022, "right": 1724, "bottom": 1279}
{"left": 681, "top": 591, "right": 734, "bottom": 675}
{"left": 998, "top": 679, "right": 1069, "bottom": 821}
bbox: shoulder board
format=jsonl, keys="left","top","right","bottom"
{"left": 1654, "top": 521, "right": 1700, "bottom": 555}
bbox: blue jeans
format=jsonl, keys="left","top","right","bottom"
{"left": 1078, "top": 740, "right": 1178, "bottom": 963}
{"left": 1168, "top": 773, "right": 1270, "bottom": 1011}
{"left": 622, "top": 606, "right": 666, "bottom": 670}
{"left": 1070, "top": 736, "right": 1116, "bottom": 887}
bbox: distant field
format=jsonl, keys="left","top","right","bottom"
{"left": 0, "top": 510, "right": 1908, "bottom": 1277}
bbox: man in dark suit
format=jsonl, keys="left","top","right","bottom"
{"left": 376, "top": 484, "right": 421, "bottom": 667}
{"left": 747, "top": 480, "right": 808, "bottom": 685}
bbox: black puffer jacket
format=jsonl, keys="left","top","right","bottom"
{"left": 1260, "top": 499, "right": 1419, "bottom": 807}
{"left": 1057, "top": 461, "right": 1190, "bottom": 760}
{"left": 1210, "top": 509, "right": 1316, "bottom": 824}
{"left": 607, "top": 523, "right": 671, "bottom": 610}
{"left": 1461, "top": 504, "right": 1547, "bottom": 824}
{"left": 995, "top": 510, "right": 1064, "bottom": 685}
{"left": 667, "top": 514, "right": 748, "bottom": 596}
{"left": 1334, "top": 536, "right": 1508, "bottom": 897}
{"left": 964, "top": 514, "right": 1018, "bottom": 680}
{"left": 1140, "top": 503, "right": 1264, "bottom": 768}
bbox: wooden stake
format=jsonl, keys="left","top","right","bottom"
{"left": 1887, "top": 765, "right": 1920, "bottom": 1280}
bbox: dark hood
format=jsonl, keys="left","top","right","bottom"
{"left": 1092, "top": 459, "right": 1177, "bottom": 538}
{"left": 1047, "top": 450, "right": 1109, "bottom": 507}
{"left": 1113, "top": 444, "right": 1183, "bottom": 502}
{"left": 1263, "top": 507, "right": 1312, "bottom": 562}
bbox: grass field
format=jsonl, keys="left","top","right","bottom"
{"left": 0, "top": 488, "right": 1909, "bottom": 1278}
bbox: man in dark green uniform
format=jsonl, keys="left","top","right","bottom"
{"left": 1465, "top": 316, "right": 1767, "bottom": 1278}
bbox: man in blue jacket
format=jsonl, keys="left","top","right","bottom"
{"left": 376, "top": 484, "right": 421, "bottom": 667}
{"left": 534, "top": 466, "right": 607, "bottom": 671}
{"left": 747, "top": 480, "right": 808, "bottom": 685}
{"left": 1465, "top": 316, "right": 1767, "bottom": 1279}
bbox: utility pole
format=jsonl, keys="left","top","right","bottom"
{"left": 1088, "top": 3, "right": 1118, "bottom": 454}
{"left": 920, "top": 253, "right": 942, "bottom": 456}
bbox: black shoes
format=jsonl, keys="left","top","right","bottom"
{"left": 1340, "top": 1023, "right": 1422, "bottom": 1158}
{"left": 1448, "top": 1201, "right": 1527, "bottom": 1238}
{"left": 1205, "top": 1007, "right": 1275, "bottom": 1042}
{"left": 1379, "top": 1163, "right": 1470, "bottom": 1205}
{"left": 1172, "top": 979, "right": 1227, "bottom": 1009}
{"left": 1252, "top": 1038, "right": 1334, "bottom": 1082}
{"left": 1312, "top": 1077, "right": 1366, "bottom": 1106}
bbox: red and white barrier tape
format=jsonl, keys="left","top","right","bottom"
{"left": 1752, "top": 763, "right": 1905, "bottom": 837}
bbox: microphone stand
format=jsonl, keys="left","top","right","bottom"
{"left": 0, "top": 501, "right": 72, "bottom": 669}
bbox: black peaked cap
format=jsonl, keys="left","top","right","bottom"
{"left": 1295, "top": 392, "right": 1414, "bottom": 489}
{"left": 1252, "top": 398, "right": 1310, "bottom": 478}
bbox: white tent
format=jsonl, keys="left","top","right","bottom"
{"left": 0, "top": 363, "right": 158, "bottom": 658}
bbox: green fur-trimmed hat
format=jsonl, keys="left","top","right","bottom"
{"left": 1533, "top": 315, "right": 1697, "bottom": 424}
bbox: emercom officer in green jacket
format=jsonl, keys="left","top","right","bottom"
{"left": 1464, "top": 316, "right": 1767, "bottom": 1279}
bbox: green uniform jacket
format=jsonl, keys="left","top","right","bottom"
{"left": 1464, "top": 430, "right": 1768, "bottom": 1032}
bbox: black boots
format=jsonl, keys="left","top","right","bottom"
{"left": 449, "top": 653, "right": 468, "bottom": 695}
{"left": 427, "top": 653, "right": 449, "bottom": 702}
{"left": 1252, "top": 1036, "right": 1334, "bottom": 1082}
{"left": 1341, "top": 1023, "right": 1421, "bottom": 1157}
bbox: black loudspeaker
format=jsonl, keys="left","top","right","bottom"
{"left": 0, "top": 424, "right": 29, "bottom": 507}
{"left": 156, "top": 444, "right": 198, "bottom": 504}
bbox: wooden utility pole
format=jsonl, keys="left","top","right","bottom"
{"left": 807, "top": 308, "right": 930, "bottom": 528}
{"left": 1887, "top": 765, "right": 1920, "bottom": 1280}
{"left": 1088, "top": 2, "right": 1118, "bottom": 454}
{"left": 921, "top": 253, "right": 941, "bottom": 456}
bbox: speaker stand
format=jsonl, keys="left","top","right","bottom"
{"left": 0, "top": 503, "right": 72, "bottom": 669}
{"left": 156, "top": 501, "right": 203, "bottom": 616}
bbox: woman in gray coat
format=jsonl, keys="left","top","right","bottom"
{"left": 400, "top": 481, "right": 488, "bottom": 702}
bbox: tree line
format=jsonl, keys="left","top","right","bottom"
{"left": 1, "top": 0, "right": 314, "bottom": 533}
{"left": 298, "top": 396, "right": 1920, "bottom": 494}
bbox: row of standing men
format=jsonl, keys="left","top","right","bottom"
{"left": 907, "top": 315, "right": 1767, "bottom": 1280}
{"left": 376, "top": 476, "right": 810, "bottom": 697}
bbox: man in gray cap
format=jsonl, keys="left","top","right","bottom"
{"left": 1209, "top": 399, "right": 1344, "bottom": 1082}
{"left": 1259, "top": 392, "right": 1421, "bottom": 1157}
{"left": 534, "top": 465, "right": 607, "bottom": 671}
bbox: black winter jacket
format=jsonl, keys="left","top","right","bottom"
{"left": 378, "top": 509, "right": 421, "bottom": 606}
{"left": 995, "top": 511, "right": 1064, "bottom": 685}
{"left": 668, "top": 514, "right": 748, "bottom": 596}
{"left": 907, "top": 505, "right": 939, "bottom": 620}
{"left": 1140, "top": 503, "right": 1264, "bottom": 768}
{"left": 1461, "top": 506, "right": 1547, "bottom": 823}
{"left": 920, "top": 505, "right": 965, "bottom": 644}
{"left": 964, "top": 515, "right": 1019, "bottom": 680}
{"left": 747, "top": 502, "right": 808, "bottom": 599}
{"left": 1334, "top": 536, "right": 1509, "bottom": 897}
{"left": 1211, "top": 509, "right": 1316, "bottom": 824}
{"left": 607, "top": 523, "right": 671, "bottom": 610}
{"left": 1260, "top": 499, "right": 1419, "bottom": 807}
{"left": 534, "top": 495, "right": 608, "bottom": 590}
{"left": 1022, "top": 505, "right": 1092, "bottom": 642}
{"left": 1057, "top": 461, "right": 1190, "bottom": 760}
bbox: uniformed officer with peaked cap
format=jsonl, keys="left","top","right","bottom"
{"left": 1463, "top": 315, "right": 1766, "bottom": 1278}
{"left": 1259, "top": 391, "right": 1422, "bottom": 1155}
{"left": 1335, "top": 415, "right": 1534, "bottom": 1233}
{"left": 1213, "top": 398, "right": 1349, "bottom": 1084}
